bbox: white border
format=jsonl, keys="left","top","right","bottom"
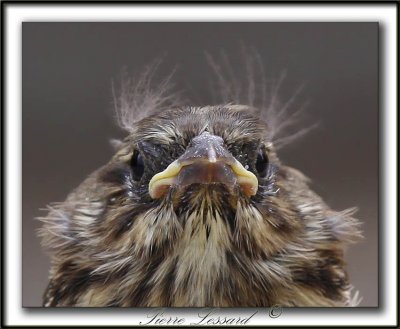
{"left": 5, "top": 3, "right": 397, "bottom": 327}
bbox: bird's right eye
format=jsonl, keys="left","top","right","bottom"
{"left": 130, "top": 151, "right": 145, "bottom": 180}
{"left": 255, "top": 149, "right": 269, "bottom": 178}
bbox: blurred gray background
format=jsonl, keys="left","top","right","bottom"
{"left": 22, "top": 22, "right": 378, "bottom": 307}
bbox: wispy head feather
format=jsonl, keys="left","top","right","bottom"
{"left": 112, "top": 49, "right": 317, "bottom": 148}
{"left": 206, "top": 46, "right": 317, "bottom": 149}
{"left": 112, "top": 58, "right": 182, "bottom": 132}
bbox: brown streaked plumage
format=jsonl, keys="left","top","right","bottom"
{"left": 39, "top": 103, "right": 361, "bottom": 307}
{"left": 39, "top": 53, "right": 362, "bottom": 307}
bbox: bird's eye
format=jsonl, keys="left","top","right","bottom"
{"left": 255, "top": 149, "right": 269, "bottom": 178}
{"left": 130, "top": 151, "right": 145, "bottom": 180}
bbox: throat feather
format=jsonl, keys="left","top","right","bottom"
{"left": 170, "top": 199, "right": 232, "bottom": 305}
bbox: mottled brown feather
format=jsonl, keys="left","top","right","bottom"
{"left": 39, "top": 106, "right": 361, "bottom": 307}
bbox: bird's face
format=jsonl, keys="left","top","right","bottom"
{"left": 128, "top": 105, "right": 273, "bottom": 209}
{"left": 96, "top": 106, "right": 294, "bottom": 258}
{"left": 42, "top": 105, "right": 360, "bottom": 307}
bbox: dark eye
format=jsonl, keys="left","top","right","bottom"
{"left": 255, "top": 149, "right": 269, "bottom": 177}
{"left": 131, "top": 151, "right": 145, "bottom": 180}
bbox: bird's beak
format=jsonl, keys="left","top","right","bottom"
{"left": 148, "top": 132, "right": 258, "bottom": 199}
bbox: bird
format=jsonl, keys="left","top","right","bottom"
{"left": 39, "top": 60, "right": 362, "bottom": 307}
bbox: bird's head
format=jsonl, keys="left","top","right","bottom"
{"left": 40, "top": 104, "right": 361, "bottom": 307}
{"left": 90, "top": 105, "right": 298, "bottom": 259}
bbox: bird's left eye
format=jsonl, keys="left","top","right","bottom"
{"left": 255, "top": 149, "right": 269, "bottom": 178}
{"left": 130, "top": 151, "right": 145, "bottom": 180}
